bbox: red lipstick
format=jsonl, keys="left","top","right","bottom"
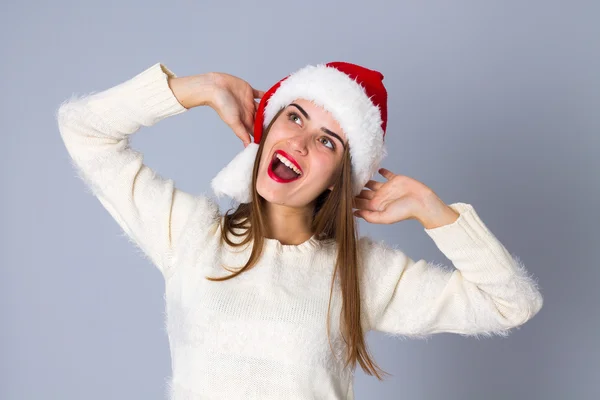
{"left": 268, "top": 150, "right": 303, "bottom": 183}
{"left": 275, "top": 150, "right": 303, "bottom": 174}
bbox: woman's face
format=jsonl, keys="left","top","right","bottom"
{"left": 256, "top": 98, "right": 348, "bottom": 208}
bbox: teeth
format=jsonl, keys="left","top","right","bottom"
{"left": 276, "top": 154, "right": 302, "bottom": 175}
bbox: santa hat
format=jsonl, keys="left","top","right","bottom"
{"left": 211, "top": 61, "right": 388, "bottom": 204}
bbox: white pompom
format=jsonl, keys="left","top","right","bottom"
{"left": 211, "top": 143, "right": 259, "bottom": 204}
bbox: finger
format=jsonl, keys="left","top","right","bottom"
{"left": 355, "top": 209, "right": 384, "bottom": 223}
{"left": 356, "top": 189, "right": 375, "bottom": 200}
{"left": 245, "top": 110, "right": 259, "bottom": 136}
{"left": 379, "top": 168, "right": 395, "bottom": 180}
{"left": 253, "top": 88, "right": 266, "bottom": 99}
{"left": 231, "top": 121, "right": 252, "bottom": 147}
{"left": 364, "top": 180, "right": 383, "bottom": 191}
{"left": 353, "top": 197, "right": 376, "bottom": 211}
{"left": 242, "top": 112, "right": 253, "bottom": 132}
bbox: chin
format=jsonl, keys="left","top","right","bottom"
{"left": 255, "top": 178, "right": 279, "bottom": 202}
{"left": 256, "top": 185, "right": 290, "bottom": 205}
{"left": 256, "top": 169, "right": 325, "bottom": 208}
{"left": 255, "top": 184, "right": 307, "bottom": 208}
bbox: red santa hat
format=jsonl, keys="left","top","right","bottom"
{"left": 211, "top": 61, "right": 388, "bottom": 204}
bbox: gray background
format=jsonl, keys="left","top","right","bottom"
{"left": 1, "top": 0, "right": 598, "bottom": 399}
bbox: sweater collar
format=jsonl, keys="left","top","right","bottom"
{"left": 263, "top": 233, "right": 322, "bottom": 254}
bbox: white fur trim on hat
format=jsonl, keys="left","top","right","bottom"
{"left": 262, "top": 64, "right": 387, "bottom": 196}
{"left": 211, "top": 142, "right": 258, "bottom": 203}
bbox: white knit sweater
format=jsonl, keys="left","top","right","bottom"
{"left": 56, "top": 62, "right": 543, "bottom": 400}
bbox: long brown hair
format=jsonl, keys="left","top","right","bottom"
{"left": 205, "top": 108, "right": 390, "bottom": 380}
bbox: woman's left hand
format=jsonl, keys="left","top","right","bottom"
{"left": 353, "top": 168, "right": 460, "bottom": 229}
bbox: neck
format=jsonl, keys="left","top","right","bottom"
{"left": 263, "top": 202, "right": 314, "bottom": 245}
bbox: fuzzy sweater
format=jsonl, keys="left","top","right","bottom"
{"left": 56, "top": 62, "right": 543, "bottom": 400}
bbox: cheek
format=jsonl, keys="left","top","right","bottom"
{"left": 257, "top": 137, "right": 276, "bottom": 169}
{"left": 257, "top": 127, "right": 294, "bottom": 167}
{"left": 312, "top": 155, "right": 338, "bottom": 181}
{"left": 261, "top": 127, "right": 287, "bottom": 150}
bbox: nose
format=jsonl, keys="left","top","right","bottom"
{"left": 287, "top": 134, "right": 308, "bottom": 156}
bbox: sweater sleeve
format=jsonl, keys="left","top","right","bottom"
{"left": 56, "top": 62, "right": 221, "bottom": 280}
{"left": 359, "top": 202, "right": 543, "bottom": 339}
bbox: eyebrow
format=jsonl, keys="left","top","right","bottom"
{"left": 289, "top": 103, "right": 346, "bottom": 150}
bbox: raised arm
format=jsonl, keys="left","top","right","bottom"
{"left": 56, "top": 63, "right": 223, "bottom": 280}
{"left": 359, "top": 202, "right": 543, "bottom": 339}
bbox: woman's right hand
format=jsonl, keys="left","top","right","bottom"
{"left": 210, "top": 73, "right": 265, "bottom": 148}
{"left": 168, "top": 72, "right": 265, "bottom": 148}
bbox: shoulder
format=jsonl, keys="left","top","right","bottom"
{"left": 198, "top": 194, "right": 221, "bottom": 222}
{"left": 357, "top": 235, "right": 408, "bottom": 261}
{"left": 356, "top": 235, "right": 413, "bottom": 287}
{"left": 176, "top": 193, "right": 222, "bottom": 241}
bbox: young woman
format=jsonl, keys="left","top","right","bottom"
{"left": 57, "top": 61, "right": 543, "bottom": 399}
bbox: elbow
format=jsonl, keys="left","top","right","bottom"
{"left": 502, "top": 290, "right": 544, "bottom": 328}
{"left": 525, "top": 290, "right": 544, "bottom": 321}
{"left": 56, "top": 93, "right": 89, "bottom": 129}
{"left": 56, "top": 99, "right": 75, "bottom": 134}
{"left": 503, "top": 259, "right": 544, "bottom": 327}
{"left": 530, "top": 290, "right": 544, "bottom": 317}
{"left": 56, "top": 96, "right": 77, "bottom": 128}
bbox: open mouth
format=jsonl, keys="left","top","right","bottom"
{"left": 268, "top": 150, "right": 303, "bottom": 183}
